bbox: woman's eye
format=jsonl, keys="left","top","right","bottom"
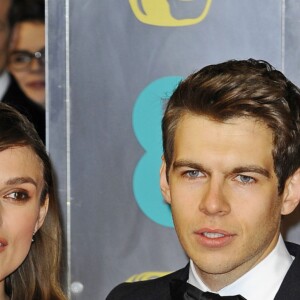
{"left": 236, "top": 175, "right": 255, "bottom": 184}
{"left": 12, "top": 54, "right": 31, "bottom": 64}
{"left": 15, "top": 55, "right": 26, "bottom": 62}
{"left": 4, "top": 191, "right": 29, "bottom": 201}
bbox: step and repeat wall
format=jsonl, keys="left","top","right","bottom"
{"left": 47, "top": 0, "right": 300, "bottom": 299}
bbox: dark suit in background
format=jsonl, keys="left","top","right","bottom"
{"left": 2, "top": 74, "right": 45, "bottom": 143}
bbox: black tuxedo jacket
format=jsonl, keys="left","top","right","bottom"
{"left": 2, "top": 74, "right": 45, "bottom": 143}
{"left": 106, "top": 242, "right": 300, "bottom": 300}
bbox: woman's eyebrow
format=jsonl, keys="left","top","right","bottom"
{"left": 5, "top": 177, "right": 37, "bottom": 187}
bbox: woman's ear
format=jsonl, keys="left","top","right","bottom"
{"left": 160, "top": 157, "right": 171, "bottom": 204}
{"left": 281, "top": 168, "right": 300, "bottom": 215}
{"left": 34, "top": 194, "right": 49, "bottom": 232}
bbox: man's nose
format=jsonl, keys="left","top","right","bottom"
{"left": 198, "top": 179, "right": 230, "bottom": 216}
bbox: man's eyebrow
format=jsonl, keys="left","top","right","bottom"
{"left": 5, "top": 177, "right": 37, "bottom": 187}
{"left": 232, "top": 166, "right": 271, "bottom": 178}
{"left": 172, "top": 161, "right": 271, "bottom": 178}
{"left": 172, "top": 160, "right": 207, "bottom": 171}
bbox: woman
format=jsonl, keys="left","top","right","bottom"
{"left": 8, "top": 0, "right": 45, "bottom": 108}
{"left": 0, "top": 103, "right": 66, "bottom": 299}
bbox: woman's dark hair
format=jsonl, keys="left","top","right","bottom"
{"left": 0, "top": 103, "right": 66, "bottom": 299}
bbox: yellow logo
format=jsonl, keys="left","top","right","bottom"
{"left": 129, "top": 0, "right": 212, "bottom": 27}
{"left": 126, "top": 271, "right": 171, "bottom": 282}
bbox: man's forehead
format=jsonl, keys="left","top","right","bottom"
{"left": 176, "top": 113, "right": 270, "bottom": 132}
{"left": 173, "top": 113, "right": 274, "bottom": 155}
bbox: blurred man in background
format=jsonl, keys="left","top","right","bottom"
{"left": 0, "top": 0, "right": 45, "bottom": 142}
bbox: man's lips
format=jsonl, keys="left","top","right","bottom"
{"left": 194, "top": 228, "right": 236, "bottom": 248}
{"left": 26, "top": 81, "right": 45, "bottom": 89}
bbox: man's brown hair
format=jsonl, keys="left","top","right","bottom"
{"left": 162, "top": 59, "right": 300, "bottom": 193}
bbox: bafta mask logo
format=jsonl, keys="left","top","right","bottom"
{"left": 126, "top": 271, "right": 171, "bottom": 282}
{"left": 129, "top": 0, "right": 212, "bottom": 27}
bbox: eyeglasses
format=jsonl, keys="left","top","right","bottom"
{"left": 9, "top": 48, "right": 45, "bottom": 71}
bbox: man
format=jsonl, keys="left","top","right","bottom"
{"left": 107, "top": 59, "right": 300, "bottom": 299}
{"left": 0, "top": 0, "right": 45, "bottom": 142}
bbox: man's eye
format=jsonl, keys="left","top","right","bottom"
{"left": 236, "top": 175, "right": 255, "bottom": 184}
{"left": 184, "top": 170, "right": 203, "bottom": 178}
{"left": 4, "top": 191, "right": 29, "bottom": 201}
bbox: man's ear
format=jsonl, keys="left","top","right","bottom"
{"left": 281, "top": 168, "right": 300, "bottom": 215}
{"left": 160, "top": 157, "right": 171, "bottom": 204}
{"left": 34, "top": 194, "right": 49, "bottom": 232}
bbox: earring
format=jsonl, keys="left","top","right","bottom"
{"left": 32, "top": 232, "right": 35, "bottom": 243}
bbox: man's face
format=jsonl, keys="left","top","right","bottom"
{"left": 0, "top": 0, "right": 11, "bottom": 72}
{"left": 160, "top": 114, "right": 296, "bottom": 288}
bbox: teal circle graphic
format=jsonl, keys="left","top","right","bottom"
{"left": 132, "top": 76, "right": 182, "bottom": 227}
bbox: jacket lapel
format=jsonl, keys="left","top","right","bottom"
{"left": 274, "top": 242, "right": 300, "bottom": 299}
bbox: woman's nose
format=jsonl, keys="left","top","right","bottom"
{"left": 29, "top": 57, "right": 44, "bottom": 72}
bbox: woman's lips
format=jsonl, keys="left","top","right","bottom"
{"left": 0, "top": 238, "right": 8, "bottom": 252}
{"left": 194, "top": 228, "right": 236, "bottom": 248}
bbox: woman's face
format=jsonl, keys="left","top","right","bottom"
{"left": 8, "top": 21, "right": 45, "bottom": 107}
{"left": 0, "top": 146, "right": 48, "bottom": 289}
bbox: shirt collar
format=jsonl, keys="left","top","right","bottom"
{"left": 0, "top": 71, "right": 10, "bottom": 100}
{"left": 188, "top": 235, "right": 293, "bottom": 300}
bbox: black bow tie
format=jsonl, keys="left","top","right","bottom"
{"left": 170, "top": 279, "right": 246, "bottom": 300}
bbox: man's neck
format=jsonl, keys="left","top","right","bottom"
{"left": 195, "top": 251, "right": 272, "bottom": 291}
{"left": 193, "top": 235, "right": 280, "bottom": 291}
{"left": 189, "top": 236, "right": 293, "bottom": 299}
{"left": 196, "top": 268, "right": 248, "bottom": 292}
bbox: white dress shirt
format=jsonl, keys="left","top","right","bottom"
{"left": 188, "top": 235, "right": 293, "bottom": 300}
{"left": 0, "top": 71, "right": 10, "bottom": 100}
